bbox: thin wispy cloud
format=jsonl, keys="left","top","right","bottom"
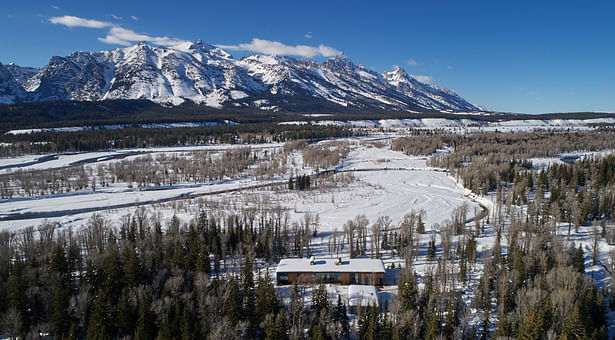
{"left": 50, "top": 5, "right": 59, "bottom": 10}
{"left": 130, "top": 16, "right": 138, "bottom": 21}
{"left": 413, "top": 75, "right": 434, "bottom": 84}
{"left": 447, "top": 65, "right": 453, "bottom": 70}
{"left": 304, "top": 32, "right": 312, "bottom": 39}
{"left": 48, "top": 15, "right": 339, "bottom": 58}
{"left": 49, "top": 15, "right": 187, "bottom": 47}
{"left": 49, "top": 15, "right": 112, "bottom": 28}
{"left": 99, "top": 26, "right": 187, "bottom": 46}
{"left": 217, "top": 38, "right": 342, "bottom": 58}
{"left": 407, "top": 58, "right": 417, "bottom": 66}
{"left": 111, "top": 14, "right": 123, "bottom": 20}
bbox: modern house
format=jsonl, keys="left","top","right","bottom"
{"left": 275, "top": 257, "right": 385, "bottom": 287}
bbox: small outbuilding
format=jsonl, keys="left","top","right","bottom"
{"left": 275, "top": 257, "right": 385, "bottom": 287}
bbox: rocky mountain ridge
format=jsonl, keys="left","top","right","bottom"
{"left": 0, "top": 41, "right": 482, "bottom": 112}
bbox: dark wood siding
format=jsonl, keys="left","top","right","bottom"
{"left": 278, "top": 271, "right": 383, "bottom": 287}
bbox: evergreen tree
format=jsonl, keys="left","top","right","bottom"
{"left": 397, "top": 271, "right": 419, "bottom": 312}
{"left": 86, "top": 295, "right": 109, "bottom": 340}
{"left": 443, "top": 303, "right": 456, "bottom": 339}
{"left": 560, "top": 306, "right": 586, "bottom": 340}
{"left": 333, "top": 295, "right": 350, "bottom": 339}
{"left": 134, "top": 297, "right": 156, "bottom": 340}
{"left": 226, "top": 278, "right": 241, "bottom": 327}
{"left": 380, "top": 311, "right": 393, "bottom": 340}
{"left": 50, "top": 244, "right": 70, "bottom": 287}
{"left": 310, "top": 320, "right": 325, "bottom": 340}
{"left": 459, "top": 255, "right": 468, "bottom": 285}
{"left": 50, "top": 287, "right": 71, "bottom": 339}
{"left": 241, "top": 255, "right": 257, "bottom": 337}
{"left": 574, "top": 245, "right": 585, "bottom": 273}
{"left": 297, "top": 175, "right": 304, "bottom": 190}
{"left": 479, "top": 308, "right": 490, "bottom": 340}
{"left": 117, "top": 287, "right": 137, "bottom": 337}
{"left": 312, "top": 283, "right": 329, "bottom": 314}
{"left": 289, "top": 283, "right": 306, "bottom": 340}
{"left": 256, "top": 271, "right": 280, "bottom": 327}
{"left": 181, "top": 304, "right": 200, "bottom": 340}
{"left": 358, "top": 304, "right": 380, "bottom": 340}
{"left": 427, "top": 237, "right": 436, "bottom": 261}
{"left": 493, "top": 316, "right": 514, "bottom": 339}
{"left": 263, "top": 312, "right": 289, "bottom": 340}
{"left": 424, "top": 312, "right": 440, "bottom": 340}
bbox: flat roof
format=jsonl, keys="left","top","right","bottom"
{"left": 276, "top": 258, "right": 385, "bottom": 274}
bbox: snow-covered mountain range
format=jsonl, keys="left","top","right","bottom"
{"left": 0, "top": 41, "right": 482, "bottom": 112}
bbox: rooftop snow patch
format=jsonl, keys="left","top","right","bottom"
{"left": 276, "top": 258, "right": 385, "bottom": 274}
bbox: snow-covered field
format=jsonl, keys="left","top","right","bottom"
{"left": 0, "top": 143, "right": 283, "bottom": 174}
{"left": 530, "top": 149, "right": 615, "bottom": 169}
{"left": 288, "top": 145, "right": 480, "bottom": 235}
{"left": 280, "top": 117, "right": 615, "bottom": 132}
{"left": 0, "top": 138, "right": 478, "bottom": 235}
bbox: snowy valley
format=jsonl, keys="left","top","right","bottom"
{"left": 1, "top": 121, "right": 615, "bottom": 339}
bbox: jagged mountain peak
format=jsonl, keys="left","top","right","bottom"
{"left": 321, "top": 55, "right": 357, "bottom": 73}
{"left": 0, "top": 62, "right": 27, "bottom": 104}
{"left": 4, "top": 63, "right": 39, "bottom": 87}
{"left": 382, "top": 66, "right": 411, "bottom": 84}
{"left": 1, "top": 40, "right": 483, "bottom": 112}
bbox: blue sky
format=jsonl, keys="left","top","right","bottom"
{"left": 1, "top": 0, "right": 614, "bottom": 114}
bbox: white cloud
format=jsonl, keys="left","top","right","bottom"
{"left": 98, "top": 32, "right": 132, "bottom": 46}
{"left": 49, "top": 15, "right": 112, "bottom": 28}
{"left": 131, "top": 16, "right": 138, "bottom": 21}
{"left": 48, "top": 15, "right": 186, "bottom": 47}
{"left": 217, "top": 38, "right": 342, "bottom": 58}
{"left": 50, "top": 5, "right": 59, "bottom": 10}
{"left": 413, "top": 75, "right": 434, "bottom": 84}
{"left": 111, "top": 14, "right": 123, "bottom": 20}
{"left": 98, "top": 26, "right": 187, "bottom": 47}
{"left": 48, "top": 16, "right": 335, "bottom": 56}
{"left": 407, "top": 58, "right": 417, "bottom": 66}
{"left": 304, "top": 32, "right": 312, "bottom": 39}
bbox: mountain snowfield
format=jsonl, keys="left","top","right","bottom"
{"left": 0, "top": 41, "right": 482, "bottom": 112}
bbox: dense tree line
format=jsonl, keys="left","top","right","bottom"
{"left": 288, "top": 175, "right": 311, "bottom": 191}
{"left": 2, "top": 98, "right": 612, "bottom": 131}
{"left": 355, "top": 206, "right": 610, "bottom": 339}
{"left": 382, "top": 131, "right": 615, "bottom": 339}
{"left": 107, "top": 148, "right": 256, "bottom": 187}
{"left": 0, "top": 123, "right": 359, "bottom": 157}
{"left": 424, "top": 130, "right": 615, "bottom": 195}
{"left": 0, "top": 148, "right": 259, "bottom": 198}
{"left": 0, "top": 165, "right": 90, "bottom": 198}
{"left": 391, "top": 134, "right": 443, "bottom": 156}
{"left": 302, "top": 141, "right": 350, "bottom": 171}
{"left": 0, "top": 204, "right": 339, "bottom": 339}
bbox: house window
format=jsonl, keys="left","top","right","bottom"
{"left": 313, "top": 272, "right": 341, "bottom": 283}
{"left": 278, "top": 273, "right": 289, "bottom": 285}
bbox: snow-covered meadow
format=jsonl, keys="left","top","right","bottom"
{"left": 0, "top": 137, "right": 479, "bottom": 236}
